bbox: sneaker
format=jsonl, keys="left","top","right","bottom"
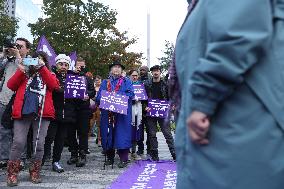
{"left": 85, "top": 148, "right": 91, "bottom": 154}
{"left": 76, "top": 156, "right": 86, "bottom": 167}
{"left": 0, "top": 160, "right": 7, "bottom": 169}
{"left": 67, "top": 156, "right": 78, "bottom": 165}
{"left": 151, "top": 155, "right": 159, "bottom": 161}
{"left": 131, "top": 153, "right": 142, "bottom": 160}
{"left": 52, "top": 162, "right": 64, "bottom": 173}
{"left": 117, "top": 161, "right": 128, "bottom": 168}
{"left": 137, "top": 150, "right": 144, "bottom": 156}
{"left": 76, "top": 151, "right": 86, "bottom": 167}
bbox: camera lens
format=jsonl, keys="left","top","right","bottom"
{"left": 15, "top": 44, "right": 23, "bottom": 50}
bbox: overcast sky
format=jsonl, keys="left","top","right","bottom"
{"left": 32, "top": 0, "right": 188, "bottom": 67}
{"left": 98, "top": 0, "right": 188, "bottom": 67}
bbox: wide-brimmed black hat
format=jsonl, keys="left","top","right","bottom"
{"left": 109, "top": 60, "right": 125, "bottom": 70}
{"left": 150, "top": 65, "right": 161, "bottom": 71}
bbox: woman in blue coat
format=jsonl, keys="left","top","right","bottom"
{"left": 96, "top": 61, "right": 134, "bottom": 168}
{"left": 172, "top": 0, "right": 284, "bottom": 189}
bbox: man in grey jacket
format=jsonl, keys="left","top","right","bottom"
{"left": 0, "top": 38, "right": 31, "bottom": 168}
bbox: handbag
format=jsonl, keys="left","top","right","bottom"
{"left": 1, "top": 93, "right": 16, "bottom": 129}
{"left": 22, "top": 77, "right": 40, "bottom": 119}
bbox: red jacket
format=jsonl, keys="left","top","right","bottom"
{"left": 7, "top": 66, "right": 60, "bottom": 119}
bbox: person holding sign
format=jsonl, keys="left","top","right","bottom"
{"left": 96, "top": 60, "right": 134, "bottom": 168}
{"left": 129, "top": 69, "right": 143, "bottom": 160}
{"left": 144, "top": 65, "right": 175, "bottom": 161}
{"left": 43, "top": 54, "right": 76, "bottom": 173}
{"left": 67, "top": 57, "right": 95, "bottom": 167}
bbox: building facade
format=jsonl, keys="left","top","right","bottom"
{"left": 3, "top": 0, "right": 42, "bottom": 43}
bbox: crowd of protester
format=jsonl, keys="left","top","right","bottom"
{"left": 0, "top": 37, "right": 175, "bottom": 187}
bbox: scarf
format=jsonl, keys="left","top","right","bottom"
{"left": 107, "top": 76, "right": 124, "bottom": 127}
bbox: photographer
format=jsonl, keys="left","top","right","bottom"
{"left": 67, "top": 57, "right": 95, "bottom": 167}
{"left": 6, "top": 51, "right": 59, "bottom": 186}
{"left": 0, "top": 38, "right": 31, "bottom": 169}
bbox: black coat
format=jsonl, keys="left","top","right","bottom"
{"left": 52, "top": 70, "right": 77, "bottom": 123}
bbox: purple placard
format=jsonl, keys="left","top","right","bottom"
{"left": 64, "top": 74, "right": 86, "bottom": 99}
{"left": 133, "top": 84, "right": 148, "bottom": 100}
{"left": 147, "top": 99, "right": 169, "bottom": 118}
{"left": 99, "top": 90, "right": 129, "bottom": 115}
{"left": 108, "top": 160, "right": 176, "bottom": 189}
{"left": 36, "top": 35, "right": 57, "bottom": 66}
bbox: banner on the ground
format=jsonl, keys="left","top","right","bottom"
{"left": 133, "top": 84, "right": 148, "bottom": 100}
{"left": 108, "top": 160, "right": 176, "bottom": 189}
{"left": 99, "top": 90, "right": 129, "bottom": 115}
{"left": 64, "top": 74, "right": 86, "bottom": 99}
{"left": 147, "top": 99, "right": 169, "bottom": 118}
{"left": 36, "top": 35, "right": 57, "bottom": 66}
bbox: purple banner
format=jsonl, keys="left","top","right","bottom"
{"left": 99, "top": 90, "right": 129, "bottom": 115}
{"left": 133, "top": 84, "right": 148, "bottom": 100}
{"left": 108, "top": 160, "right": 176, "bottom": 189}
{"left": 64, "top": 74, "right": 86, "bottom": 99}
{"left": 147, "top": 99, "right": 169, "bottom": 118}
{"left": 69, "top": 51, "right": 77, "bottom": 71}
{"left": 36, "top": 35, "right": 57, "bottom": 66}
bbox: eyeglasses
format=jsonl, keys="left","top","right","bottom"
{"left": 15, "top": 44, "right": 23, "bottom": 50}
{"left": 131, "top": 75, "right": 138, "bottom": 77}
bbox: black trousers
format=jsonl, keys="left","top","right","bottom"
{"left": 146, "top": 117, "right": 175, "bottom": 158}
{"left": 44, "top": 121, "right": 69, "bottom": 162}
{"left": 67, "top": 112, "right": 90, "bottom": 155}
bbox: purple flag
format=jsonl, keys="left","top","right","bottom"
{"left": 147, "top": 99, "right": 170, "bottom": 118}
{"left": 64, "top": 74, "right": 86, "bottom": 99}
{"left": 69, "top": 51, "right": 77, "bottom": 71}
{"left": 133, "top": 84, "right": 148, "bottom": 100}
{"left": 108, "top": 160, "right": 176, "bottom": 189}
{"left": 36, "top": 35, "right": 57, "bottom": 66}
{"left": 99, "top": 90, "right": 129, "bottom": 115}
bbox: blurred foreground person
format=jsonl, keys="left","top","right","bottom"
{"left": 172, "top": 1, "right": 284, "bottom": 189}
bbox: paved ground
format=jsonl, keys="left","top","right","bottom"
{"left": 0, "top": 132, "right": 174, "bottom": 189}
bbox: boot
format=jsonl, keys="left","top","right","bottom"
{"left": 29, "top": 160, "right": 42, "bottom": 184}
{"left": 76, "top": 150, "right": 86, "bottom": 167}
{"left": 150, "top": 150, "right": 159, "bottom": 161}
{"left": 104, "top": 149, "right": 115, "bottom": 166}
{"left": 6, "top": 160, "right": 21, "bottom": 187}
{"left": 67, "top": 151, "right": 78, "bottom": 165}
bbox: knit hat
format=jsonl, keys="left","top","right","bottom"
{"left": 55, "top": 54, "right": 71, "bottom": 66}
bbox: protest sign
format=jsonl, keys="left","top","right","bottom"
{"left": 99, "top": 90, "right": 129, "bottom": 115}
{"left": 64, "top": 74, "right": 86, "bottom": 99}
{"left": 133, "top": 84, "right": 148, "bottom": 100}
{"left": 147, "top": 99, "right": 170, "bottom": 118}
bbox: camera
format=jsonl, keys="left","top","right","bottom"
{"left": 23, "top": 58, "right": 39, "bottom": 66}
{"left": 3, "top": 39, "right": 16, "bottom": 49}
